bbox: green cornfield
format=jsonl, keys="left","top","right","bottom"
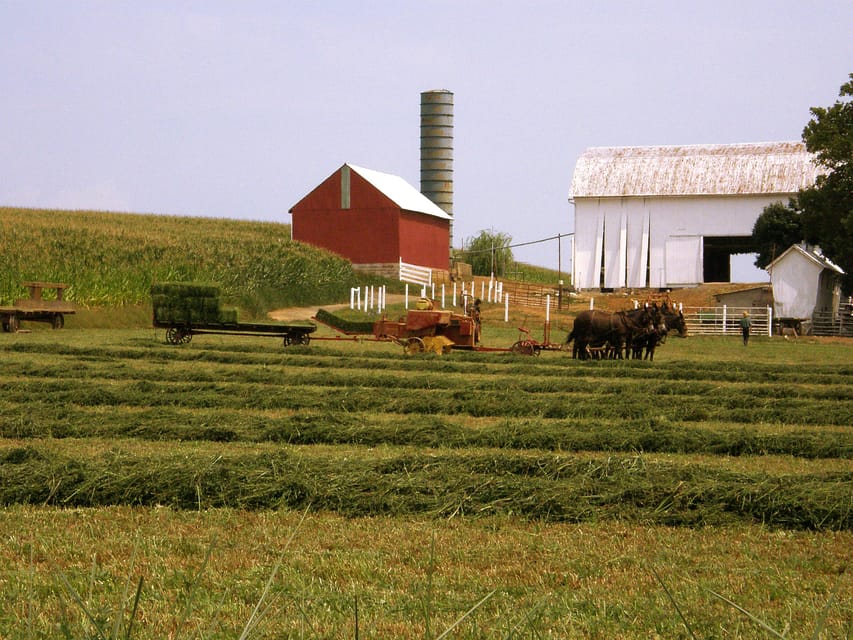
{"left": 0, "top": 207, "right": 355, "bottom": 311}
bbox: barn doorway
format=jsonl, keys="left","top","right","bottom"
{"left": 703, "top": 236, "right": 756, "bottom": 282}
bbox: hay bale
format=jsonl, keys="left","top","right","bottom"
{"left": 150, "top": 282, "right": 221, "bottom": 298}
{"left": 151, "top": 282, "right": 232, "bottom": 325}
{"left": 218, "top": 308, "right": 239, "bottom": 324}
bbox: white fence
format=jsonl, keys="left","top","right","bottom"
{"left": 399, "top": 259, "right": 432, "bottom": 287}
{"left": 682, "top": 305, "right": 772, "bottom": 337}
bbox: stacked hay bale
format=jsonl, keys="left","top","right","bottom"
{"left": 151, "top": 282, "right": 238, "bottom": 325}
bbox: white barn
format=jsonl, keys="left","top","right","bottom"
{"left": 767, "top": 243, "right": 844, "bottom": 320}
{"left": 569, "top": 142, "right": 822, "bottom": 290}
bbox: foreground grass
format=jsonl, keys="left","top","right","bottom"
{"left": 1, "top": 326, "right": 851, "bottom": 636}
{"left": 2, "top": 507, "right": 851, "bottom": 639}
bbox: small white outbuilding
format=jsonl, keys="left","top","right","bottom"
{"left": 766, "top": 243, "right": 844, "bottom": 320}
{"left": 570, "top": 142, "right": 822, "bottom": 290}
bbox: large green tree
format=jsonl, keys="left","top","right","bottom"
{"left": 799, "top": 73, "right": 853, "bottom": 294}
{"left": 751, "top": 201, "right": 803, "bottom": 269}
{"left": 461, "top": 229, "right": 513, "bottom": 277}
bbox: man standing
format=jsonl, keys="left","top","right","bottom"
{"left": 740, "top": 311, "right": 752, "bottom": 346}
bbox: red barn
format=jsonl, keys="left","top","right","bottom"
{"left": 289, "top": 163, "right": 450, "bottom": 275}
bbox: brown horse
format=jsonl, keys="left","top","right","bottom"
{"left": 630, "top": 306, "right": 688, "bottom": 360}
{"left": 565, "top": 305, "right": 663, "bottom": 360}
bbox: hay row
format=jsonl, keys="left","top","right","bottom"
{"left": 1, "top": 444, "right": 850, "bottom": 530}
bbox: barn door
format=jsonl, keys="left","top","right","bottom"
{"left": 665, "top": 235, "right": 702, "bottom": 286}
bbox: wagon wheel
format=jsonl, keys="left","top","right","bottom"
{"left": 51, "top": 313, "right": 65, "bottom": 330}
{"left": 282, "top": 335, "right": 293, "bottom": 347}
{"left": 296, "top": 333, "right": 311, "bottom": 345}
{"left": 511, "top": 340, "right": 536, "bottom": 356}
{"left": 166, "top": 327, "right": 191, "bottom": 345}
{"left": 404, "top": 337, "right": 425, "bottom": 354}
{"left": 5, "top": 315, "right": 20, "bottom": 334}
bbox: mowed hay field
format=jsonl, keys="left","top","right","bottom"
{"left": 1, "top": 322, "right": 851, "bottom": 638}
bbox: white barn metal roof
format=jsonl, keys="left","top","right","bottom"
{"left": 570, "top": 141, "right": 823, "bottom": 198}
{"left": 347, "top": 163, "right": 451, "bottom": 220}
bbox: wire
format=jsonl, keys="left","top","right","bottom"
{"left": 457, "top": 232, "right": 574, "bottom": 255}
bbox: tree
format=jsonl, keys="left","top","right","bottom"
{"left": 798, "top": 73, "right": 853, "bottom": 294}
{"left": 751, "top": 201, "right": 802, "bottom": 269}
{"left": 461, "top": 229, "right": 513, "bottom": 277}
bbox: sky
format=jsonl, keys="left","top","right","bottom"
{"left": 2, "top": 1, "right": 852, "bottom": 281}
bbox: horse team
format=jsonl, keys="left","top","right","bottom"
{"left": 564, "top": 302, "right": 688, "bottom": 360}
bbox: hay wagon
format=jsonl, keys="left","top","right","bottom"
{"left": 151, "top": 282, "right": 316, "bottom": 347}
{"left": 1, "top": 282, "right": 76, "bottom": 333}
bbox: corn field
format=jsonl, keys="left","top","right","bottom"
{"left": 0, "top": 207, "right": 354, "bottom": 309}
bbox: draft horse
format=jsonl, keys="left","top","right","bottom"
{"left": 565, "top": 305, "right": 664, "bottom": 360}
{"left": 629, "top": 305, "right": 689, "bottom": 360}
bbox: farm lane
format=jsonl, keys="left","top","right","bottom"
{"left": 267, "top": 294, "right": 408, "bottom": 321}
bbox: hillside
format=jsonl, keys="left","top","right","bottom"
{"left": 0, "top": 207, "right": 356, "bottom": 313}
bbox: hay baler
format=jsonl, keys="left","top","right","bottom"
{"left": 315, "top": 305, "right": 478, "bottom": 354}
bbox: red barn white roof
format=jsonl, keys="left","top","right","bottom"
{"left": 347, "top": 163, "right": 451, "bottom": 220}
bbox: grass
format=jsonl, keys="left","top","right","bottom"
{"left": 1, "top": 259, "right": 852, "bottom": 635}
{"left": 2, "top": 507, "right": 850, "bottom": 638}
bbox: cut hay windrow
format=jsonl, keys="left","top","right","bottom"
{"left": 0, "top": 442, "right": 850, "bottom": 530}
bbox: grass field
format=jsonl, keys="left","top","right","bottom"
{"left": 1, "top": 316, "right": 851, "bottom": 638}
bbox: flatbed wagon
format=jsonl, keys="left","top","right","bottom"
{"left": 151, "top": 281, "right": 316, "bottom": 347}
{"left": 154, "top": 318, "right": 316, "bottom": 346}
{"left": 1, "top": 282, "right": 76, "bottom": 332}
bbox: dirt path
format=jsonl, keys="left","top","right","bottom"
{"left": 267, "top": 294, "right": 409, "bottom": 321}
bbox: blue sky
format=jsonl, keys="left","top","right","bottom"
{"left": 2, "top": 1, "right": 852, "bottom": 280}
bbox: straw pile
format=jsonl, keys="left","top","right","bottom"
{"left": 151, "top": 282, "right": 238, "bottom": 325}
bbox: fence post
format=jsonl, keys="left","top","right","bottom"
{"left": 722, "top": 305, "right": 727, "bottom": 335}
{"left": 767, "top": 305, "right": 773, "bottom": 337}
{"left": 405, "top": 284, "right": 409, "bottom": 309}
{"left": 441, "top": 284, "right": 445, "bottom": 309}
{"left": 589, "top": 298, "right": 594, "bottom": 310}
{"left": 453, "top": 282, "right": 457, "bottom": 307}
{"left": 505, "top": 293, "right": 509, "bottom": 322}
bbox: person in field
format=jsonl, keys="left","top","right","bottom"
{"left": 740, "top": 311, "right": 752, "bottom": 346}
{"left": 472, "top": 298, "right": 482, "bottom": 344}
